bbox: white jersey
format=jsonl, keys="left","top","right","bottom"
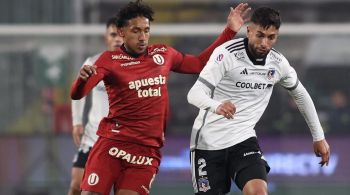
{"left": 71, "top": 53, "right": 109, "bottom": 147}
{"left": 188, "top": 38, "right": 324, "bottom": 150}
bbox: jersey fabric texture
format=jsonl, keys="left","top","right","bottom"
{"left": 72, "top": 53, "right": 109, "bottom": 147}
{"left": 71, "top": 27, "right": 236, "bottom": 148}
{"left": 189, "top": 38, "right": 324, "bottom": 151}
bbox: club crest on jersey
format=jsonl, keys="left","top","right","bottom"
{"left": 267, "top": 69, "right": 276, "bottom": 80}
{"left": 87, "top": 173, "right": 99, "bottom": 186}
{"left": 198, "top": 177, "right": 211, "bottom": 192}
{"left": 216, "top": 54, "right": 224, "bottom": 61}
{"left": 153, "top": 54, "right": 165, "bottom": 65}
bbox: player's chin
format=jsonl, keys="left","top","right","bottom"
{"left": 256, "top": 51, "right": 268, "bottom": 58}
{"left": 136, "top": 47, "right": 147, "bottom": 54}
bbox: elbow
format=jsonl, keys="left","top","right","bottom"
{"left": 70, "top": 92, "right": 81, "bottom": 100}
{"left": 70, "top": 87, "right": 82, "bottom": 100}
{"left": 70, "top": 79, "right": 84, "bottom": 100}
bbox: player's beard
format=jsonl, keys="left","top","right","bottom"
{"left": 125, "top": 42, "right": 147, "bottom": 56}
{"left": 249, "top": 44, "right": 269, "bottom": 59}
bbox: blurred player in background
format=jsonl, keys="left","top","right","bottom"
{"left": 188, "top": 6, "right": 330, "bottom": 195}
{"left": 68, "top": 16, "right": 123, "bottom": 195}
{"left": 70, "top": 1, "right": 250, "bottom": 194}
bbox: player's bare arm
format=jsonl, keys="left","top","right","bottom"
{"left": 72, "top": 124, "right": 84, "bottom": 147}
{"left": 227, "top": 3, "right": 251, "bottom": 32}
{"left": 216, "top": 100, "right": 236, "bottom": 119}
{"left": 313, "top": 139, "right": 330, "bottom": 167}
{"left": 79, "top": 65, "right": 97, "bottom": 81}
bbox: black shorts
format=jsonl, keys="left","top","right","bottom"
{"left": 190, "top": 137, "right": 270, "bottom": 194}
{"left": 72, "top": 146, "right": 92, "bottom": 168}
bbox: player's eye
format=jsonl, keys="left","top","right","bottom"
{"left": 256, "top": 34, "right": 264, "bottom": 38}
{"left": 132, "top": 28, "right": 140, "bottom": 33}
{"left": 268, "top": 35, "right": 276, "bottom": 40}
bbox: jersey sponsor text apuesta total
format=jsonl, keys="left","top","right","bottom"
{"left": 70, "top": 28, "right": 236, "bottom": 148}
{"left": 74, "top": 45, "right": 176, "bottom": 148}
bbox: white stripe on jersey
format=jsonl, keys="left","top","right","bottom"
{"left": 190, "top": 151, "right": 198, "bottom": 193}
{"left": 188, "top": 38, "right": 323, "bottom": 150}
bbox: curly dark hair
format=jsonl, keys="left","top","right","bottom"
{"left": 116, "top": 0, "right": 154, "bottom": 28}
{"left": 251, "top": 7, "right": 281, "bottom": 29}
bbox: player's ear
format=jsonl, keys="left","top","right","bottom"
{"left": 246, "top": 25, "right": 251, "bottom": 37}
{"left": 117, "top": 28, "right": 125, "bottom": 37}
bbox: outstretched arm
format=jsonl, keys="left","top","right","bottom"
{"left": 288, "top": 82, "right": 330, "bottom": 166}
{"left": 197, "top": 3, "right": 251, "bottom": 64}
{"left": 172, "top": 3, "right": 250, "bottom": 73}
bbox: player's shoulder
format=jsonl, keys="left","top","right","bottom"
{"left": 82, "top": 52, "right": 104, "bottom": 66}
{"left": 212, "top": 38, "right": 245, "bottom": 62}
{"left": 108, "top": 48, "right": 136, "bottom": 61}
{"left": 89, "top": 50, "right": 123, "bottom": 68}
{"left": 268, "top": 48, "right": 289, "bottom": 65}
{"left": 220, "top": 38, "right": 245, "bottom": 53}
{"left": 147, "top": 44, "right": 169, "bottom": 55}
{"left": 88, "top": 52, "right": 104, "bottom": 63}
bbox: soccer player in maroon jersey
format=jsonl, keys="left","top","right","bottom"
{"left": 70, "top": 1, "right": 250, "bottom": 195}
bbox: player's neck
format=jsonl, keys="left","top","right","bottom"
{"left": 121, "top": 44, "right": 145, "bottom": 58}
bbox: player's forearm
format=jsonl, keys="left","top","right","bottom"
{"left": 198, "top": 27, "right": 236, "bottom": 65}
{"left": 71, "top": 97, "right": 86, "bottom": 125}
{"left": 71, "top": 78, "right": 86, "bottom": 100}
{"left": 70, "top": 69, "right": 103, "bottom": 99}
{"left": 289, "top": 82, "right": 325, "bottom": 141}
{"left": 70, "top": 78, "right": 95, "bottom": 100}
{"left": 187, "top": 80, "right": 221, "bottom": 113}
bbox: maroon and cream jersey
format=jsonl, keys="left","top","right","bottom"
{"left": 71, "top": 28, "right": 236, "bottom": 148}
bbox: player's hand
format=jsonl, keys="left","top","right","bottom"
{"left": 216, "top": 100, "right": 236, "bottom": 119}
{"left": 79, "top": 65, "right": 97, "bottom": 81}
{"left": 72, "top": 124, "right": 84, "bottom": 147}
{"left": 313, "top": 139, "right": 330, "bottom": 167}
{"left": 227, "top": 3, "right": 251, "bottom": 33}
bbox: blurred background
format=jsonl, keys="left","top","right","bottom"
{"left": 0, "top": 0, "right": 350, "bottom": 194}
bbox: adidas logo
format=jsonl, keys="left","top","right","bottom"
{"left": 240, "top": 68, "right": 248, "bottom": 75}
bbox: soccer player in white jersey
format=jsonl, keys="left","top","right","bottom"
{"left": 187, "top": 7, "right": 330, "bottom": 195}
{"left": 67, "top": 17, "right": 123, "bottom": 195}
